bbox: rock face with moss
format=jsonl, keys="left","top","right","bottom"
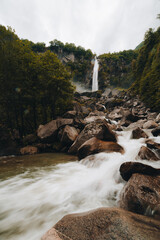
{"left": 98, "top": 50, "right": 138, "bottom": 90}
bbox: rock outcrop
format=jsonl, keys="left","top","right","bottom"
{"left": 120, "top": 161, "right": 160, "bottom": 181}
{"left": 138, "top": 146, "right": 159, "bottom": 161}
{"left": 78, "top": 137, "right": 124, "bottom": 160}
{"left": 37, "top": 119, "right": 73, "bottom": 142}
{"left": 119, "top": 173, "right": 160, "bottom": 216}
{"left": 42, "top": 207, "right": 160, "bottom": 240}
{"left": 68, "top": 120, "right": 117, "bottom": 154}
{"left": 131, "top": 127, "right": 148, "bottom": 139}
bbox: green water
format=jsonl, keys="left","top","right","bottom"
{"left": 0, "top": 153, "right": 78, "bottom": 180}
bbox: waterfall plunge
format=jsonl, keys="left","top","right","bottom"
{"left": 92, "top": 57, "right": 99, "bottom": 92}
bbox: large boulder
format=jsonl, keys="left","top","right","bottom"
{"left": 151, "top": 126, "right": 160, "bottom": 137}
{"left": 78, "top": 137, "right": 124, "bottom": 160}
{"left": 138, "top": 146, "right": 159, "bottom": 161}
{"left": 131, "top": 127, "right": 148, "bottom": 139}
{"left": 68, "top": 120, "right": 117, "bottom": 154}
{"left": 59, "top": 125, "right": 79, "bottom": 146}
{"left": 119, "top": 173, "right": 160, "bottom": 216}
{"left": 63, "top": 111, "right": 77, "bottom": 119}
{"left": 143, "top": 120, "right": 158, "bottom": 129}
{"left": 146, "top": 139, "right": 160, "bottom": 150}
{"left": 42, "top": 207, "right": 160, "bottom": 240}
{"left": 119, "top": 161, "right": 160, "bottom": 181}
{"left": 37, "top": 119, "right": 73, "bottom": 142}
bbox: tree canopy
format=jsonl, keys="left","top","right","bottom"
{"left": 0, "top": 25, "right": 74, "bottom": 136}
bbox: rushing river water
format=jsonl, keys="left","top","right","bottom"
{"left": 0, "top": 130, "right": 160, "bottom": 240}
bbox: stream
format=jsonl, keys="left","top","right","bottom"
{"left": 0, "top": 130, "right": 160, "bottom": 240}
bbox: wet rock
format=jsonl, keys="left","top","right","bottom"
{"left": 138, "top": 146, "right": 159, "bottom": 161}
{"left": 119, "top": 161, "right": 160, "bottom": 181}
{"left": 20, "top": 146, "right": 38, "bottom": 155}
{"left": 84, "top": 115, "right": 105, "bottom": 124}
{"left": 59, "top": 125, "right": 79, "bottom": 146}
{"left": 108, "top": 108, "right": 123, "bottom": 121}
{"left": 119, "top": 173, "right": 160, "bottom": 216}
{"left": 84, "top": 111, "right": 105, "bottom": 124}
{"left": 68, "top": 120, "right": 117, "bottom": 154}
{"left": 146, "top": 139, "right": 160, "bottom": 150}
{"left": 143, "top": 120, "right": 158, "bottom": 129}
{"left": 95, "top": 103, "right": 106, "bottom": 111}
{"left": 37, "top": 119, "right": 73, "bottom": 142}
{"left": 78, "top": 137, "right": 124, "bottom": 160}
{"left": 63, "top": 111, "right": 77, "bottom": 119}
{"left": 131, "top": 127, "right": 148, "bottom": 139}
{"left": 127, "top": 120, "right": 146, "bottom": 129}
{"left": 146, "top": 140, "right": 160, "bottom": 159}
{"left": 42, "top": 207, "right": 160, "bottom": 240}
{"left": 156, "top": 113, "right": 160, "bottom": 123}
{"left": 151, "top": 126, "right": 160, "bottom": 137}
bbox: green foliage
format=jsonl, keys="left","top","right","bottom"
{"left": 131, "top": 27, "right": 160, "bottom": 111}
{"left": 49, "top": 39, "right": 94, "bottom": 85}
{"left": 98, "top": 50, "right": 138, "bottom": 89}
{"left": 0, "top": 25, "right": 74, "bottom": 136}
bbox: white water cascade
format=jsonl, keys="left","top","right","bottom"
{"left": 92, "top": 56, "right": 99, "bottom": 92}
{"left": 0, "top": 129, "right": 160, "bottom": 240}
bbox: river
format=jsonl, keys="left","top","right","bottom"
{"left": 0, "top": 130, "right": 160, "bottom": 240}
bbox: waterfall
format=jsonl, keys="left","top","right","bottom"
{"left": 92, "top": 56, "right": 99, "bottom": 92}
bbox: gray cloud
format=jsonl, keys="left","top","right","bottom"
{"left": 0, "top": 0, "right": 160, "bottom": 54}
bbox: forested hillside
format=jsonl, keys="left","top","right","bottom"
{"left": 0, "top": 25, "right": 74, "bottom": 136}
{"left": 98, "top": 50, "right": 138, "bottom": 89}
{"left": 131, "top": 27, "right": 160, "bottom": 111}
{"left": 24, "top": 39, "right": 94, "bottom": 88}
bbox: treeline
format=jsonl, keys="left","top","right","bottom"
{"left": 22, "top": 39, "right": 94, "bottom": 85}
{"left": 131, "top": 27, "right": 160, "bottom": 111}
{"left": 0, "top": 25, "right": 74, "bottom": 136}
{"left": 98, "top": 50, "right": 138, "bottom": 89}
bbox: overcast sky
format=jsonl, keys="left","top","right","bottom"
{"left": 0, "top": 0, "right": 160, "bottom": 54}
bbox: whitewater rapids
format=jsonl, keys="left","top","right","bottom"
{"left": 0, "top": 130, "right": 160, "bottom": 240}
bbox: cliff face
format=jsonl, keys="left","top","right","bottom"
{"left": 98, "top": 50, "right": 138, "bottom": 90}
{"left": 56, "top": 49, "right": 138, "bottom": 91}
{"left": 49, "top": 41, "right": 94, "bottom": 89}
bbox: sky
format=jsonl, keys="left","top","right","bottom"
{"left": 0, "top": 0, "right": 160, "bottom": 55}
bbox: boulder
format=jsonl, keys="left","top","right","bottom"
{"left": 151, "top": 126, "right": 160, "bottom": 137}
{"left": 156, "top": 113, "right": 160, "bottom": 123}
{"left": 37, "top": 119, "right": 73, "bottom": 142}
{"left": 119, "top": 173, "right": 160, "bottom": 216}
{"left": 78, "top": 137, "right": 124, "bottom": 160}
{"left": 146, "top": 139, "right": 160, "bottom": 150}
{"left": 138, "top": 146, "right": 159, "bottom": 161}
{"left": 127, "top": 120, "right": 146, "bottom": 129}
{"left": 119, "top": 161, "right": 160, "bottom": 181}
{"left": 42, "top": 207, "right": 160, "bottom": 240}
{"left": 143, "top": 120, "right": 158, "bottom": 129}
{"left": 63, "top": 111, "right": 77, "bottom": 119}
{"left": 131, "top": 127, "right": 148, "bottom": 139}
{"left": 59, "top": 125, "right": 79, "bottom": 146}
{"left": 68, "top": 120, "right": 117, "bottom": 154}
{"left": 95, "top": 103, "right": 106, "bottom": 111}
{"left": 20, "top": 146, "right": 38, "bottom": 155}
